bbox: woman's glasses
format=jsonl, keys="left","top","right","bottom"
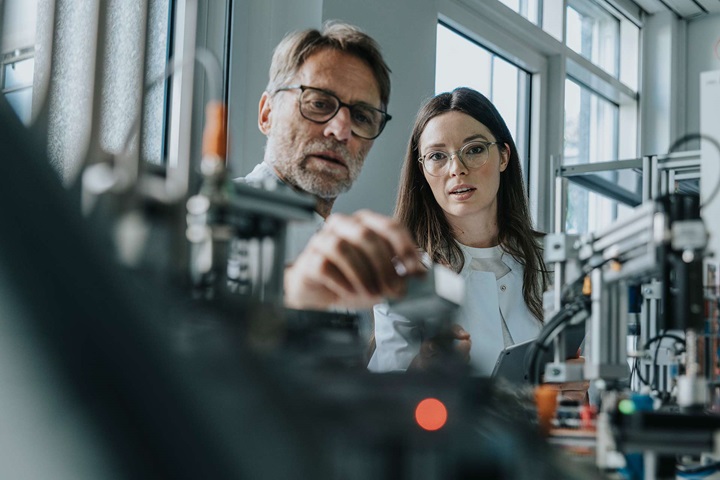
{"left": 419, "top": 141, "right": 500, "bottom": 177}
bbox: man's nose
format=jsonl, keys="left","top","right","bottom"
{"left": 323, "top": 106, "right": 353, "bottom": 142}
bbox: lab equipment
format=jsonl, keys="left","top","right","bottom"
{"left": 539, "top": 188, "right": 716, "bottom": 477}
{"left": 387, "top": 261, "right": 465, "bottom": 338}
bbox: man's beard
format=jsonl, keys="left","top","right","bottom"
{"left": 266, "top": 135, "right": 367, "bottom": 199}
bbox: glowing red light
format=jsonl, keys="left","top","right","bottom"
{"left": 415, "top": 398, "right": 447, "bottom": 431}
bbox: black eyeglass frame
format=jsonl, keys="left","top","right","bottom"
{"left": 274, "top": 84, "right": 392, "bottom": 140}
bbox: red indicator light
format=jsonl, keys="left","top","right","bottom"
{"left": 415, "top": 398, "right": 447, "bottom": 431}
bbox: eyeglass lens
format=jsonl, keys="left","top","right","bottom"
{"left": 422, "top": 142, "right": 492, "bottom": 175}
{"left": 299, "top": 88, "right": 384, "bottom": 139}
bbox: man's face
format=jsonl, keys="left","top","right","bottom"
{"left": 259, "top": 49, "right": 381, "bottom": 199}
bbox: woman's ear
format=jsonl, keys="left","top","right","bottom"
{"left": 258, "top": 92, "right": 272, "bottom": 135}
{"left": 499, "top": 142, "right": 510, "bottom": 172}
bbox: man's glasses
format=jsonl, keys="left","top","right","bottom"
{"left": 275, "top": 84, "right": 391, "bottom": 140}
{"left": 419, "top": 141, "right": 501, "bottom": 177}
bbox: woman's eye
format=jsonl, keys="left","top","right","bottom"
{"left": 466, "top": 144, "right": 487, "bottom": 155}
{"left": 427, "top": 152, "right": 447, "bottom": 162}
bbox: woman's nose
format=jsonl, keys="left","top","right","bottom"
{"left": 448, "top": 153, "right": 468, "bottom": 176}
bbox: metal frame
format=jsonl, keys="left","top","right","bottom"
{"left": 556, "top": 150, "right": 701, "bottom": 213}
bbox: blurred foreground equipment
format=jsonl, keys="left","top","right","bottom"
{"left": 1, "top": 89, "right": 594, "bottom": 479}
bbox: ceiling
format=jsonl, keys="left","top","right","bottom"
{"left": 631, "top": 0, "right": 720, "bottom": 19}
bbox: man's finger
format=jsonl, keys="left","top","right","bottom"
{"left": 450, "top": 324, "right": 471, "bottom": 339}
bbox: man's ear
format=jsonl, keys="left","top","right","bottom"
{"left": 258, "top": 91, "right": 272, "bottom": 135}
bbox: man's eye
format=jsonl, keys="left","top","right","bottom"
{"left": 303, "top": 93, "right": 336, "bottom": 113}
{"left": 310, "top": 100, "right": 331, "bottom": 110}
{"left": 352, "top": 110, "right": 371, "bottom": 125}
{"left": 351, "top": 107, "right": 379, "bottom": 127}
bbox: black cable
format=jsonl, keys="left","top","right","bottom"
{"left": 525, "top": 248, "right": 628, "bottom": 385}
{"left": 647, "top": 331, "right": 686, "bottom": 393}
{"left": 651, "top": 335, "right": 664, "bottom": 393}
{"left": 643, "top": 333, "right": 686, "bottom": 350}
{"left": 526, "top": 297, "right": 589, "bottom": 385}
{"left": 634, "top": 358, "right": 650, "bottom": 386}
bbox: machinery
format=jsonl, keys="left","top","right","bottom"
{"left": 536, "top": 174, "right": 720, "bottom": 477}
{"left": 6, "top": 1, "right": 717, "bottom": 477}
{"left": 0, "top": 4, "right": 588, "bottom": 479}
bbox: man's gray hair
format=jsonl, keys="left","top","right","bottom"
{"left": 267, "top": 20, "right": 391, "bottom": 109}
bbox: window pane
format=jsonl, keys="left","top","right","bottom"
{"left": 566, "top": 0, "right": 619, "bottom": 78}
{"left": 3, "top": 57, "right": 34, "bottom": 89}
{"left": 564, "top": 79, "right": 620, "bottom": 233}
{"left": 4, "top": 87, "right": 33, "bottom": 125}
{"left": 619, "top": 19, "right": 639, "bottom": 91}
{"left": 436, "top": 24, "right": 490, "bottom": 95}
{"left": 499, "top": 0, "right": 520, "bottom": 11}
{"left": 492, "top": 57, "right": 519, "bottom": 141}
{"left": 498, "top": 0, "right": 541, "bottom": 25}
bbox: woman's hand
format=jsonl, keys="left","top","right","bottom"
{"left": 408, "top": 324, "right": 471, "bottom": 371}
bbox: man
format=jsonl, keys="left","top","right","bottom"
{"left": 241, "top": 21, "right": 423, "bottom": 310}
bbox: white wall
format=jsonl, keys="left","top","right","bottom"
{"left": 640, "top": 11, "right": 686, "bottom": 156}
{"left": 1, "top": 0, "right": 38, "bottom": 52}
{"left": 227, "top": 0, "right": 323, "bottom": 183}
{"left": 227, "top": 0, "right": 436, "bottom": 216}
{"left": 322, "top": 0, "right": 437, "bottom": 215}
{"left": 641, "top": 12, "right": 720, "bottom": 153}
{"left": 686, "top": 14, "right": 720, "bottom": 143}
{"left": 690, "top": 16, "right": 720, "bottom": 257}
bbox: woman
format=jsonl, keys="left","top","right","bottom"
{"left": 368, "top": 87, "right": 548, "bottom": 375}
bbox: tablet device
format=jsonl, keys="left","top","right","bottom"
{"left": 492, "top": 325, "right": 585, "bottom": 384}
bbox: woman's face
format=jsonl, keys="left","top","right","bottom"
{"left": 418, "top": 111, "right": 509, "bottom": 223}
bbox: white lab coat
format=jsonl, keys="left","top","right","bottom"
{"left": 368, "top": 244, "right": 542, "bottom": 376}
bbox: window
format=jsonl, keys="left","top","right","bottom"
{"left": 1, "top": 0, "right": 38, "bottom": 125}
{"left": 561, "top": 1, "right": 639, "bottom": 233}
{"left": 435, "top": 23, "right": 531, "bottom": 179}
{"left": 564, "top": 78, "right": 620, "bottom": 233}
{"left": 498, "top": 0, "right": 541, "bottom": 26}
{"left": 1, "top": 49, "right": 34, "bottom": 125}
{"left": 566, "top": 0, "right": 619, "bottom": 78}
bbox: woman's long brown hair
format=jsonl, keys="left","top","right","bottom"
{"left": 395, "top": 87, "right": 548, "bottom": 322}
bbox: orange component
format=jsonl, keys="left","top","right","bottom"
{"left": 535, "top": 384, "right": 559, "bottom": 436}
{"left": 415, "top": 398, "right": 448, "bottom": 431}
{"left": 582, "top": 276, "right": 592, "bottom": 296}
{"left": 202, "top": 101, "right": 228, "bottom": 160}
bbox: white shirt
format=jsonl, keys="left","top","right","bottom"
{"left": 238, "top": 162, "right": 325, "bottom": 263}
{"left": 368, "top": 244, "right": 542, "bottom": 375}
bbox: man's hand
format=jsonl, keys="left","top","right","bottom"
{"left": 408, "top": 324, "right": 472, "bottom": 371}
{"left": 558, "top": 357, "right": 590, "bottom": 403}
{"left": 284, "top": 210, "right": 424, "bottom": 310}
